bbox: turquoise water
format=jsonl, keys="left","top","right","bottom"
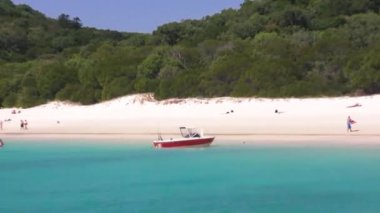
{"left": 1, "top": 139, "right": 380, "bottom": 212}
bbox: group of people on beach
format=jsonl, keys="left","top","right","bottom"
{"left": 20, "top": 120, "right": 28, "bottom": 130}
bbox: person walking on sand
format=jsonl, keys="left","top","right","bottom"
{"left": 20, "top": 120, "right": 24, "bottom": 130}
{"left": 347, "top": 116, "right": 356, "bottom": 132}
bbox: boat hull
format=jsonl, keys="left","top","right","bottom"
{"left": 153, "top": 137, "right": 214, "bottom": 148}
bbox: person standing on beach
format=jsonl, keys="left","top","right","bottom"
{"left": 20, "top": 120, "right": 24, "bottom": 130}
{"left": 347, "top": 116, "right": 356, "bottom": 132}
{"left": 24, "top": 120, "right": 28, "bottom": 130}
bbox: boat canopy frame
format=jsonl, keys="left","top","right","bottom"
{"left": 180, "top": 127, "right": 203, "bottom": 138}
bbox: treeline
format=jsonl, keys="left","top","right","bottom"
{"left": 0, "top": 0, "right": 379, "bottom": 107}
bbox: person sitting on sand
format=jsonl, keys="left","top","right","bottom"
{"left": 347, "top": 116, "right": 356, "bottom": 132}
{"left": 275, "top": 109, "right": 284, "bottom": 114}
{"left": 347, "top": 103, "right": 362, "bottom": 108}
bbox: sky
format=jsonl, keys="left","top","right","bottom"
{"left": 11, "top": 0, "right": 243, "bottom": 33}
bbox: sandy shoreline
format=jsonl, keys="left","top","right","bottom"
{"left": 2, "top": 133, "right": 380, "bottom": 147}
{"left": 1, "top": 93, "right": 379, "bottom": 145}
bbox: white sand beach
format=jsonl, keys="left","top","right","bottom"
{"left": 0, "top": 94, "right": 379, "bottom": 144}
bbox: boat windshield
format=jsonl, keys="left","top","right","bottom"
{"left": 180, "top": 127, "right": 201, "bottom": 138}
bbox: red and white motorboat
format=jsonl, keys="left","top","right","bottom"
{"left": 153, "top": 127, "right": 215, "bottom": 148}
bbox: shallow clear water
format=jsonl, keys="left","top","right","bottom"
{"left": 1, "top": 139, "right": 380, "bottom": 212}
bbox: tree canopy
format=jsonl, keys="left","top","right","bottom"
{"left": 0, "top": 0, "right": 379, "bottom": 107}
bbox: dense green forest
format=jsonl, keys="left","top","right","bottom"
{"left": 0, "top": 0, "right": 379, "bottom": 107}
